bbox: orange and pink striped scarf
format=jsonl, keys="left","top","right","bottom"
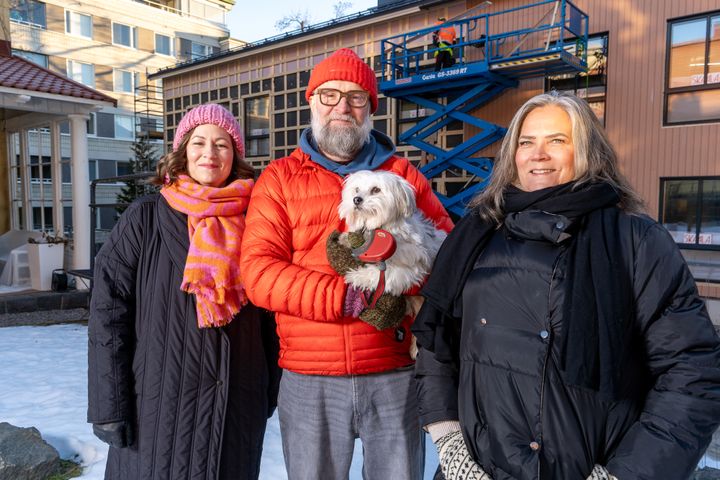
{"left": 161, "top": 175, "right": 254, "bottom": 328}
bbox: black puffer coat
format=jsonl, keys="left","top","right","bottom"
{"left": 415, "top": 209, "right": 720, "bottom": 480}
{"left": 88, "top": 195, "right": 281, "bottom": 480}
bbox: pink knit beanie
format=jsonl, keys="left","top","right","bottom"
{"left": 306, "top": 48, "right": 378, "bottom": 113}
{"left": 173, "top": 104, "right": 244, "bottom": 158}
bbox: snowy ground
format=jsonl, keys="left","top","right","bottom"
{"left": 0, "top": 324, "right": 439, "bottom": 479}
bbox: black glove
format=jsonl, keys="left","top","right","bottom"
{"left": 326, "top": 230, "right": 363, "bottom": 276}
{"left": 92, "top": 421, "right": 134, "bottom": 448}
{"left": 359, "top": 293, "right": 406, "bottom": 330}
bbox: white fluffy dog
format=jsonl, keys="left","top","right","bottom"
{"left": 337, "top": 169, "right": 447, "bottom": 298}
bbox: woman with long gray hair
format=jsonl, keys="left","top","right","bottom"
{"left": 413, "top": 91, "right": 720, "bottom": 480}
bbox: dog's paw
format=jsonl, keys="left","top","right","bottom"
{"left": 406, "top": 295, "right": 424, "bottom": 317}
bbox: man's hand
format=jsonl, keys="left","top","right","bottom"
{"left": 436, "top": 430, "right": 491, "bottom": 480}
{"left": 326, "top": 230, "right": 363, "bottom": 275}
{"left": 359, "top": 293, "right": 406, "bottom": 330}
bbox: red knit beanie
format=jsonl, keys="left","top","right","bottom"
{"left": 173, "top": 104, "right": 244, "bottom": 158}
{"left": 306, "top": 48, "right": 378, "bottom": 113}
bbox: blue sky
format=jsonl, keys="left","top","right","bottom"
{"left": 226, "top": 0, "right": 379, "bottom": 43}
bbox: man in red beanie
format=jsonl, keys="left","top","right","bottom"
{"left": 241, "top": 48, "right": 453, "bottom": 479}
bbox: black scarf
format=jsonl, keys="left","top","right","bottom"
{"left": 415, "top": 181, "right": 633, "bottom": 400}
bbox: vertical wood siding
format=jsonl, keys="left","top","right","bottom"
{"left": 468, "top": 0, "right": 720, "bottom": 220}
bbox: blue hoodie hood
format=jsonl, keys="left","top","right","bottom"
{"left": 299, "top": 127, "right": 396, "bottom": 176}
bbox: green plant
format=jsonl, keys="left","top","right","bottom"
{"left": 47, "top": 459, "right": 83, "bottom": 480}
{"left": 116, "top": 135, "right": 159, "bottom": 215}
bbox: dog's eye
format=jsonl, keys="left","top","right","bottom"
{"left": 371, "top": 187, "right": 381, "bottom": 194}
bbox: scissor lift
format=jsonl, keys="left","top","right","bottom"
{"left": 379, "top": 0, "right": 589, "bottom": 216}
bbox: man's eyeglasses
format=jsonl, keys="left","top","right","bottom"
{"left": 314, "top": 89, "right": 370, "bottom": 108}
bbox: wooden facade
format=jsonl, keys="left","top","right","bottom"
{"left": 153, "top": 0, "right": 720, "bottom": 301}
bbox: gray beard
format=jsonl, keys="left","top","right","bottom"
{"left": 311, "top": 113, "right": 372, "bottom": 162}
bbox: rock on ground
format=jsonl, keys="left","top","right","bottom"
{"left": 0, "top": 422, "right": 61, "bottom": 480}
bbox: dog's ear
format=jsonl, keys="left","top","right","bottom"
{"left": 391, "top": 175, "right": 417, "bottom": 218}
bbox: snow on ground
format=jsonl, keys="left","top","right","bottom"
{"left": 0, "top": 324, "right": 438, "bottom": 479}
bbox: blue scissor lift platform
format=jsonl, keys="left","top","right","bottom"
{"left": 379, "top": 0, "right": 589, "bottom": 216}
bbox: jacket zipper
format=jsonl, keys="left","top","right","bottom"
{"left": 537, "top": 251, "right": 563, "bottom": 480}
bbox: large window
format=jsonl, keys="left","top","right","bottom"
{"left": 546, "top": 33, "right": 608, "bottom": 125}
{"left": 112, "top": 22, "right": 136, "bottom": 48}
{"left": 665, "top": 12, "right": 720, "bottom": 125}
{"left": 660, "top": 177, "right": 720, "bottom": 248}
{"left": 65, "top": 10, "right": 92, "bottom": 39}
{"left": 113, "top": 69, "right": 134, "bottom": 93}
{"left": 10, "top": 0, "right": 46, "bottom": 28}
{"left": 67, "top": 60, "right": 94, "bottom": 87}
{"left": 155, "top": 33, "right": 173, "bottom": 56}
{"left": 245, "top": 97, "right": 269, "bottom": 157}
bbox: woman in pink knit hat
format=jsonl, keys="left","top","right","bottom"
{"left": 88, "top": 104, "right": 281, "bottom": 480}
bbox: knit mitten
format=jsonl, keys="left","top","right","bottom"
{"left": 326, "top": 230, "right": 363, "bottom": 275}
{"left": 359, "top": 293, "right": 406, "bottom": 330}
{"left": 436, "top": 430, "right": 491, "bottom": 480}
{"left": 344, "top": 285, "right": 367, "bottom": 318}
{"left": 587, "top": 465, "right": 619, "bottom": 480}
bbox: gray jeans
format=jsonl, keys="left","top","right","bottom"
{"left": 278, "top": 367, "right": 425, "bottom": 480}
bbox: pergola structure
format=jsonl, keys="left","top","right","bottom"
{"left": 0, "top": 39, "right": 115, "bottom": 271}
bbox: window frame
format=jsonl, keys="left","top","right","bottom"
{"left": 114, "top": 114, "right": 135, "bottom": 140}
{"left": 9, "top": 0, "right": 46, "bottom": 28}
{"left": 155, "top": 33, "right": 173, "bottom": 57}
{"left": 65, "top": 10, "right": 92, "bottom": 39}
{"left": 659, "top": 176, "right": 720, "bottom": 251}
{"left": 112, "top": 22, "right": 137, "bottom": 49}
{"left": 113, "top": 68, "right": 135, "bottom": 94}
{"left": 664, "top": 10, "right": 720, "bottom": 126}
{"left": 191, "top": 42, "right": 211, "bottom": 61}
{"left": 545, "top": 32, "right": 609, "bottom": 126}
{"left": 12, "top": 49, "right": 48, "bottom": 68}
{"left": 67, "top": 59, "right": 95, "bottom": 88}
{"left": 244, "top": 96, "right": 270, "bottom": 158}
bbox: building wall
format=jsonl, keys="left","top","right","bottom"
{"left": 7, "top": 0, "right": 234, "bottom": 233}
{"left": 160, "top": 1, "right": 470, "bottom": 168}
{"left": 467, "top": 0, "right": 720, "bottom": 218}
{"left": 156, "top": 0, "right": 720, "bottom": 300}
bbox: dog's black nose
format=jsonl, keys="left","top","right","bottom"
{"left": 353, "top": 196, "right": 363, "bottom": 206}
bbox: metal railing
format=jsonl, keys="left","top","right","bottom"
{"left": 380, "top": 0, "right": 589, "bottom": 83}
{"left": 85, "top": 172, "right": 156, "bottom": 273}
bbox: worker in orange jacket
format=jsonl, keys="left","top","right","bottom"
{"left": 432, "top": 17, "right": 457, "bottom": 71}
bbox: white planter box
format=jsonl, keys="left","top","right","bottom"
{"left": 27, "top": 243, "right": 65, "bottom": 291}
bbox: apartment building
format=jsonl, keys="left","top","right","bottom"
{"left": 6, "top": 0, "right": 237, "bottom": 237}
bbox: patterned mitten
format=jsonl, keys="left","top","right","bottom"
{"left": 359, "top": 293, "right": 406, "bottom": 330}
{"left": 326, "top": 230, "right": 363, "bottom": 275}
{"left": 587, "top": 465, "right": 619, "bottom": 480}
{"left": 436, "top": 430, "right": 492, "bottom": 480}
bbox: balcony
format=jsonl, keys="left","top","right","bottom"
{"left": 132, "top": 0, "right": 227, "bottom": 24}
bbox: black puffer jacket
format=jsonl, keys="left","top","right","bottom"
{"left": 415, "top": 210, "right": 720, "bottom": 480}
{"left": 88, "top": 195, "right": 281, "bottom": 480}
